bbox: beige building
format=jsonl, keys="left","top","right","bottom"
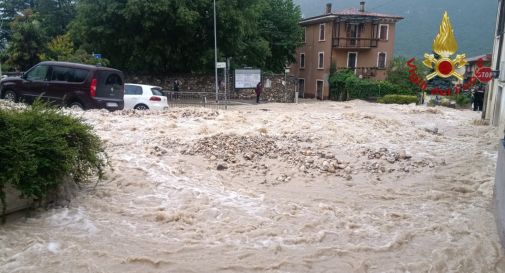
{"left": 290, "top": 2, "right": 403, "bottom": 99}
{"left": 484, "top": 0, "right": 505, "bottom": 133}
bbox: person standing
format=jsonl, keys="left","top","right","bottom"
{"left": 173, "top": 79, "right": 180, "bottom": 99}
{"left": 255, "top": 82, "right": 263, "bottom": 104}
{"left": 474, "top": 85, "right": 485, "bottom": 111}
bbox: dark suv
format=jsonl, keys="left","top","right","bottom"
{"left": 0, "top": 61, "right": 125, "bottom": 110}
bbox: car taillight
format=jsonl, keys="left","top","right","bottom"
{"left": 90, "top": 78, "right": 97, "bottom": 97}
{"left": 150, "top": 96, "right": 161, "bottom": 101}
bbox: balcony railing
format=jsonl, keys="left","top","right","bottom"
{"left": 333, "top": 38, "right": 379, "bottom": 49}
{"left": 336, "top": 67, "right": 380, "bottom": 79}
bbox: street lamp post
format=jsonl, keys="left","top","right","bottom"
{"left": 214, "top": 0, "right": 219, "bottom": 103}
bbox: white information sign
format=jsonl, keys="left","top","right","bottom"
{"left": 235, "top": 69, "right": 261, "bottom": 89}
{"left": 216, "top": 62, "right": 226, "bottom": 69}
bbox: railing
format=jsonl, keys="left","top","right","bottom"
{"left": 336, "top": 67, "right": 380, "bottom": 78}
{"left": 164, "top": 91, "right": 230, "bottom": 109}
{"left": 333, "top": 38, "right": 379, "bottom": 48}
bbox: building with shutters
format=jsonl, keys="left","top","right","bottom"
{"left": 290, "top": 2, "right": 403, "bottom": 99}
{"left": 484, "top": 0, "right": 505, "bottom": 133}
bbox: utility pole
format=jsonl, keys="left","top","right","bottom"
{"left": 214, "top": 0, "right": 219, "bottom": 103}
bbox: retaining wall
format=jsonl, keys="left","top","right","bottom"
{"left": 126, "top": 74, "right": 297, "bottom": 103}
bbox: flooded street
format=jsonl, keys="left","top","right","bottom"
{"left": 1, "top": 100, "right": 505, "bottom": 273}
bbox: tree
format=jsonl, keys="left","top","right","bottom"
{"left": 0, "top": 0, "right": 35, "bottom": 50}
{"left": 69, "top": 0, "right": 302, "bottom": 74}
{"left": 387, "top": 56, "right": 428, "bottom": 93}
{"left": 34, "top": 0, "right": 75, "bottom": 37}
{"left": 40, "top": 34, "right": 110, "bottom": 66}
{"left": 6, "top": 9, "right": 47, "bottom": 71}
{"left": 259, "top": 0, "right": 302, "bottom": 72}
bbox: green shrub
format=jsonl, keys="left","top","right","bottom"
{"left": 378, "top": 95, "right": 418, "bottom": 105}
{"left": 451, "top": 94, "right": 472, "bottom": 106}
{"left": 329, "top": 70, "right": 416, "bottom": 101}
{"left": 0, "top": 101, "right": 108, "bottom": 220}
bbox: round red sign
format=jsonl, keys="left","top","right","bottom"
{"left": 475, "top": 67, "right": 494, "bottom": 83}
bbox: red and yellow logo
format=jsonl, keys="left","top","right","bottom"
{"left": 406, "top": 11, "right": 492, "bottom": 96}
{"left": 423, "top": 12, "right": 467, "bottom": 81}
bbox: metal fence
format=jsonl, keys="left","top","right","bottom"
{"left": 164, "top": 91, "right": 233, "bottom": 109}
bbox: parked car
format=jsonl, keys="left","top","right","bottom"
{"left": 124, "top": 84, "right": 168, "bottom": 111}
{"left": 0, "top": 61, "right": 125, "bottom": 111}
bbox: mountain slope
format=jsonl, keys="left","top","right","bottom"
{"left": 294, "top": 0, "right": 498, "bottom": 58}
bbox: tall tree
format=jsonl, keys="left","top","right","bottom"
{"left": 35, "top": 0, "right": 76, "bottom": 37}
{"left": 6, "top": 9, "right": 47, "bottom": 71}
{"left": 259, "top": 0, "right": 302, "bottom": 72}
{"left": 70, "top": 0, "right": 302, "bottom": 74}
{"left": 0, "top": 0, "right": 35, "bottom": 49}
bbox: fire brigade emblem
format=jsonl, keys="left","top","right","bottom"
{"left": 423, "top": 12, "right": 467, "bottom": 81}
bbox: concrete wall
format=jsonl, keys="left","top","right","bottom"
{"left": 495, "top": 139, "right": 505, "bottom": 247}
{"left": 5, "top": 185, "right": 32, "bottom": 215}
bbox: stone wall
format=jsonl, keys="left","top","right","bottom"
{"left": 125, "top": 73, "right": 297, "bottom": 103}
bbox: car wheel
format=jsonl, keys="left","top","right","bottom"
{"left": 69, "top": 101, "right": 84, "bottom": 111}
{"left": 134, "top": 104, "right": 149, "bottom": 111}
{"left": 3, "top": 90, "right": 17, "bottom": 102}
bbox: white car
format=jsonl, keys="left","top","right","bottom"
{"left": 124, "top": 84, "right": 168, "bottom": 111}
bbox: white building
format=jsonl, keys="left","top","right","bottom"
{"left": 484, "top": 0, "right": 505, "bottom": 133}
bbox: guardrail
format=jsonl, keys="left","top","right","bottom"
{"left": 163, "top": 91, "right": 230, "bottom": 109}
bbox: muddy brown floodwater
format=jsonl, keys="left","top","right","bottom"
{"left": 1, "top": 100, "right": 505, "bottom": 273}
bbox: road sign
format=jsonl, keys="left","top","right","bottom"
{"left": 475, "top": 67, "right": 494, "bottom": 83}
{"left": 216, "top": 62, "right": 226, "bottom": 69}
{"left": 92, "top": 53, "right": 102, "bottom": 59}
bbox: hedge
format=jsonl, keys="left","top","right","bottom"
{"left": 378, "top": 95, "right": 418, "bottom": 105}
{"left": 0, "top": 101, "right": 108, "bottom": 221}
{"left": 329, "top": 70, "right": 417, "bottom": 101}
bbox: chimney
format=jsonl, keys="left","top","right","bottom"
{"left": 359, "top": 1, "right": 365, "bottom": 12}
{"left": 325, "top": 3, "right": 332, "bottom": 14}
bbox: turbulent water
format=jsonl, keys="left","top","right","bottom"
{"left": 1, "top": 101, "right": 504, "bottom": 273}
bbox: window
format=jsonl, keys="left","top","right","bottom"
{"left": 105, "top": 74, "right": 123, "bottom": 85}
{"left": 125, "top": 85, "right": 143, "bottom": 95}
{"left": 50, "top": 67, "right": 89, "bottom": 83}
{"left": 151, "top": 87, "right": 164, "bottom": 96}
{"left": 378, "top": 52, "right": 387, "bottom": 69}
{"left": 300, "top": 53, "right": 305, "bottom": 69}
{"left": 379, "top": 24, "right": 389, "bottom": 40}
{"left": 318, "top": 52, "right": 324, "bottom": 69}
{"left": 319, "top": 24, "right": 325, "bottom": 41}
{"left": 72, "top": 69, "right": 89, "bottom": 83}
{"left": 303, "top": 27, "right": 306, "bottom": 43}
{"left": 51, "top": 66, "right": 70, "bottom": 82}
{"left": 347, "top": 52, "right": 358, "bottom": 68}
{"left": 25, "top": 65, "right": 49, "bottom": 81}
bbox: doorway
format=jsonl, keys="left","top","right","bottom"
{"left": 298, "top": 79, "right": 305, "bottom": 98}
{"left": 316, "top": 80, "right": 324, "bottom": 100}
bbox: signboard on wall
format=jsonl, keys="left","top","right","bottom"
{"left": 235, "top": 69, "right": 261, "bottom": 89}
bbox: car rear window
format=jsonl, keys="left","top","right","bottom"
{"left": 105, "top": 74, "right": 123, "bottom": 85}
{"left": 125, "top": 85, "right": 143, "bottom": 95}
{"left": 51, "top": 66, "right": 89, "bottom": 83}
{"left": 151, "top": 88, "right": 164, "bottom": 96}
